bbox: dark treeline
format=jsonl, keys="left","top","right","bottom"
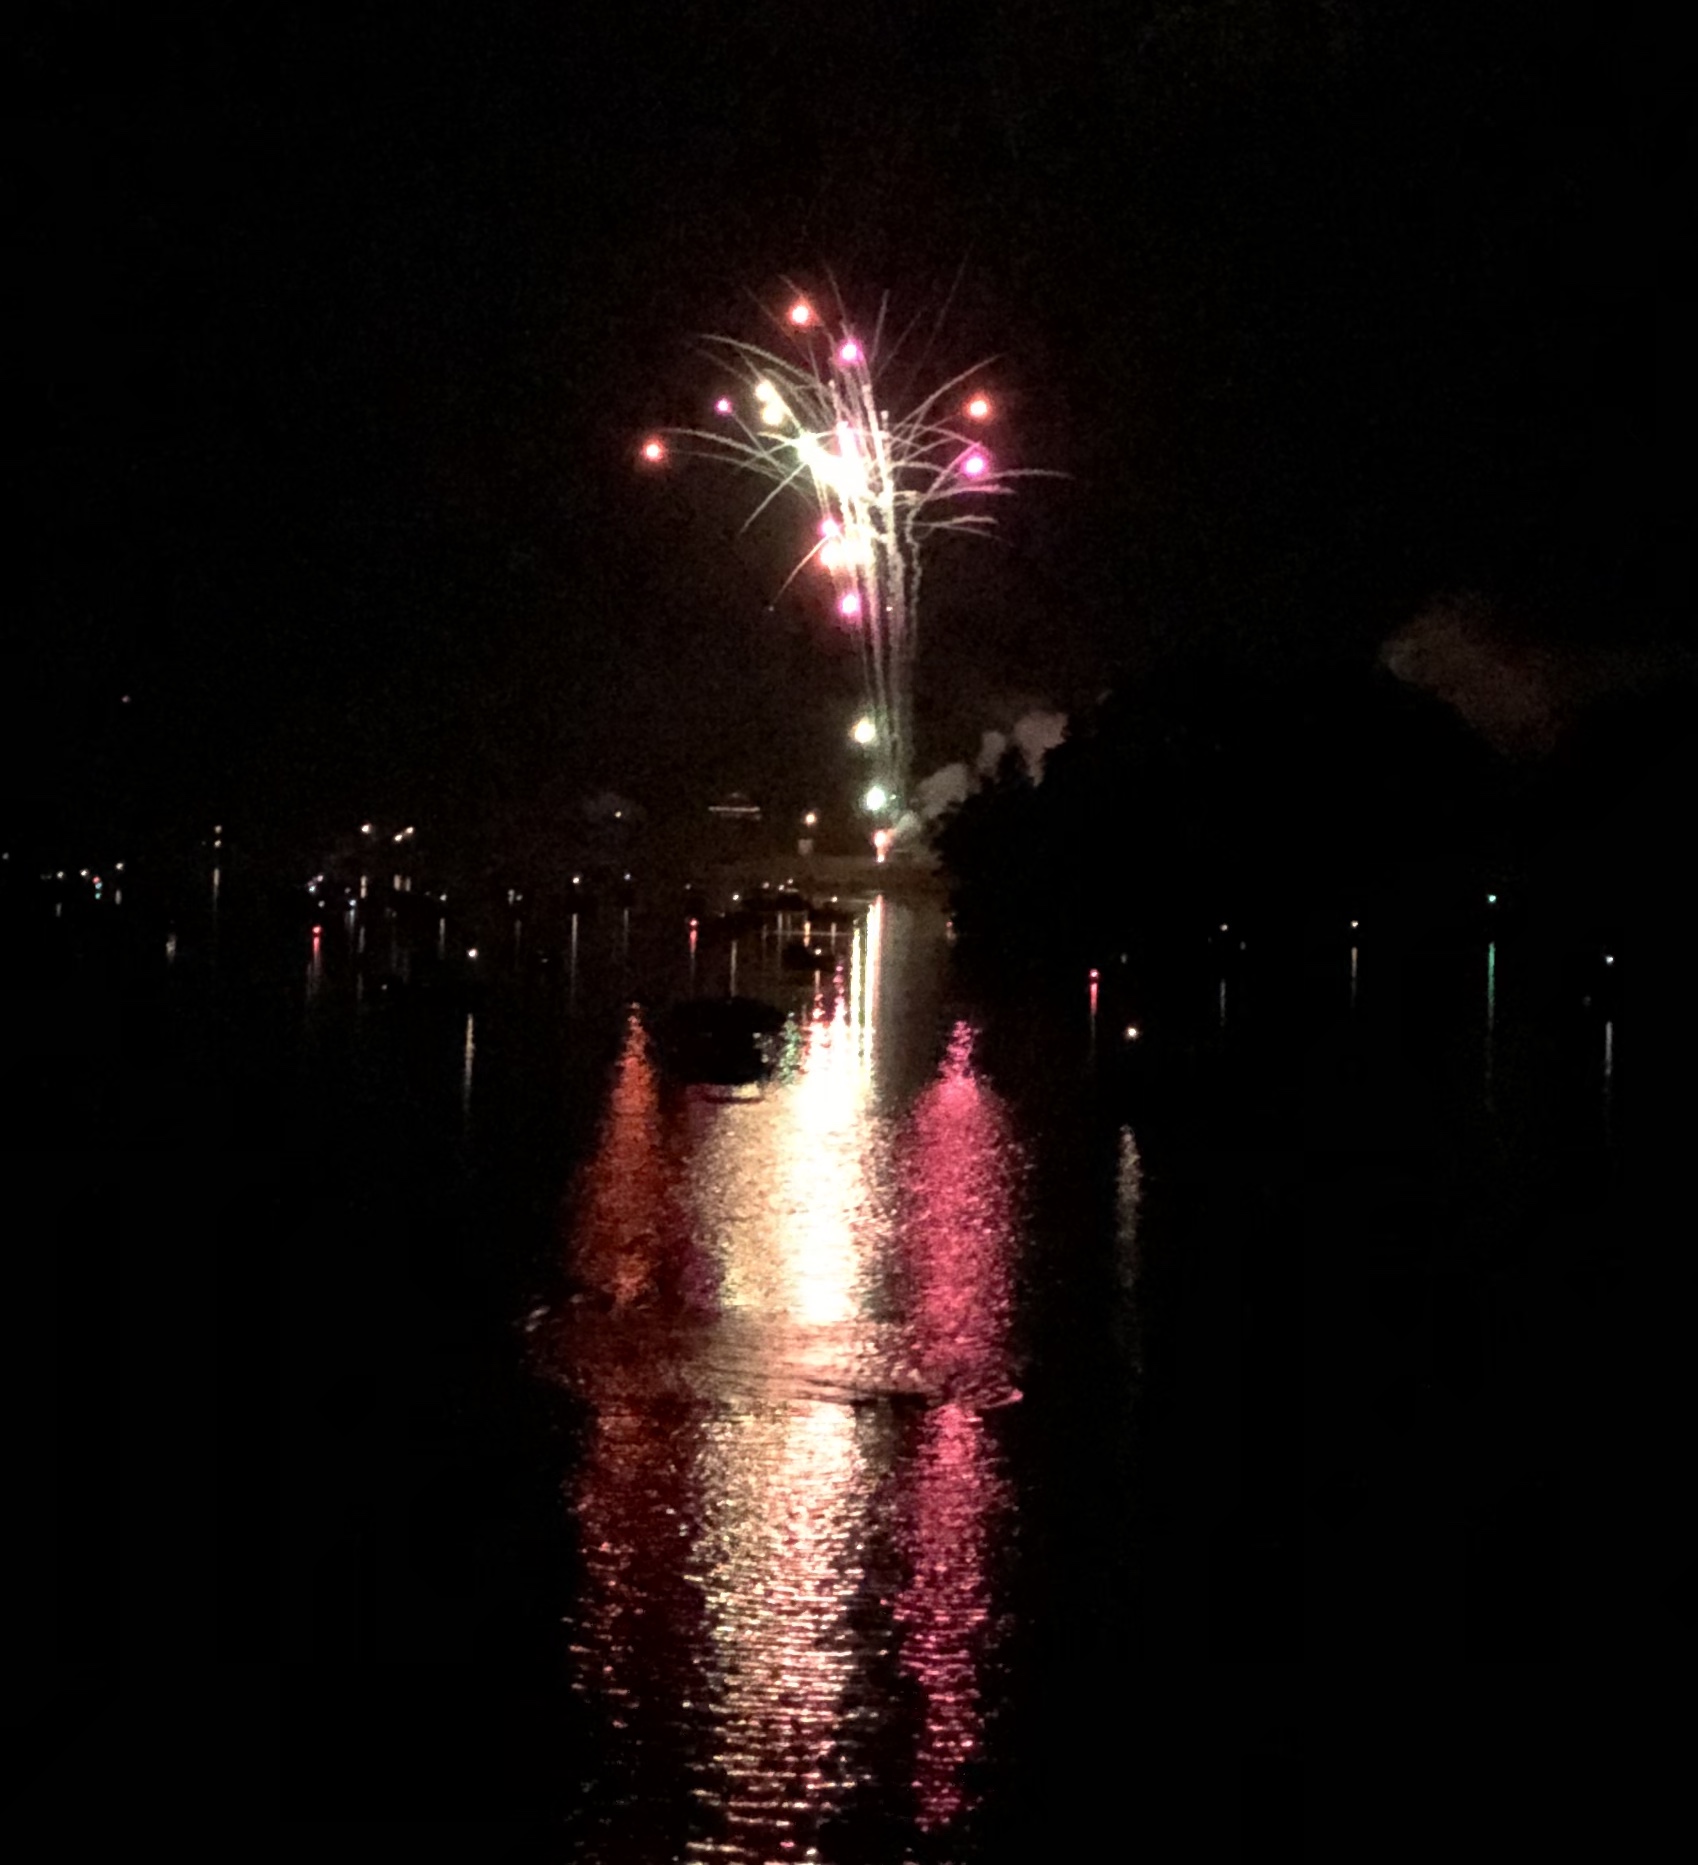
{"left": 937, "top": 651, "right": 1694, "bottom": 999}
{"left": 937, "top": 644, "right": 1695, "bottom": 1697}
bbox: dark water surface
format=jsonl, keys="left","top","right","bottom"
{"left": 22, "top": 869, "right": 1678, "bottom": 1850}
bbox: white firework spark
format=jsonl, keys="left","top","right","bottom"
{"left": 643, "top": 290, "right": 1044, "bottom": 824}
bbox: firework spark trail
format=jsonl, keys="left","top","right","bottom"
{"left": 644, "top": 289, "right": 1044, "bottom": 829}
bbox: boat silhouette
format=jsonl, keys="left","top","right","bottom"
{"left": 653, "top": 995, "right": 787, "bottom": 1085}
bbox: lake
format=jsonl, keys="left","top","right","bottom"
{"left": 20, "top": 864, "right": 1655, "bottom": 1851}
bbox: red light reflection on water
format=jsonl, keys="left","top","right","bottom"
{"left": 572, "top": 1405, "right": 701, "bottom": 1744}
{"left": 569, "top": 1010, "right": 709, "bottom": 1320}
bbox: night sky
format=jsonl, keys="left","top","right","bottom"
{"left": 15, "top": 1, "right": 1682, "bottom": 863}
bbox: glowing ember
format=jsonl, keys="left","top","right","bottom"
{"left": 961, "top": 451, "right": 989, "bottom": 478}
{"left": 965, "top": 395, "right": 991, "bottom": 420}
{"left": 838, "top": 591, "right": 862, "bottom": 619}
{"left": 789, "top": 301, "right": 813, "bottom": 326}
{"left": 838, "top": 339, "right": 862, "bottom": 365}
{"left": 640, "top": 438, "right": 665, "bottom": 463}
{"left": 714, "top": 396, "right": 733, "bottom": 415}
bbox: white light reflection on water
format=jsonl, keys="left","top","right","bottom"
{"left": 546, "top": 901, "right": 1023, "bottom": 1860}
{"left": 1111, "top": 1124, "right": 1147, "bottom": 1381}
{"left": 689, "top": 983, "right": 890, "bottom": 1336}
{"left": 1115, "top": 1124, "right": 1144, "bottom": 1283}
{"left": 688, "top": 1400, "right": 868, "bottom": 1855}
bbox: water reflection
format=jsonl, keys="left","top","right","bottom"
{"left": 689, "top": 1400, "right": 869, "bottom": 1856}
{"left": 901, "top": 1022, "right": 1019, "bottom": 1405}
{"left": 544, "top": 901, "right": 1023, "bottom": 1859}
{"left": 896, "top": 1402, "right": 1004, "bottom": 1831}
{"left": 1115, "top": 1124, "right": 1144, "bottom": 1279}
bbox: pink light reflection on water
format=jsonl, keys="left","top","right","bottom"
{"left": 895, "top": 1020, "right": 1018, "bottom": 1828}
{"left": 895, "top": 1402, "right": 1005, "bottom": 1830}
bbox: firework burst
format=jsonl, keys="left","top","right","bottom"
{"left": 642, "top": 289, "right": 1044, "bottom": 827}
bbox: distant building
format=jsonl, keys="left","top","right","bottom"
{"left": 705, "top": 792, "right": 765, "bottom": 868}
